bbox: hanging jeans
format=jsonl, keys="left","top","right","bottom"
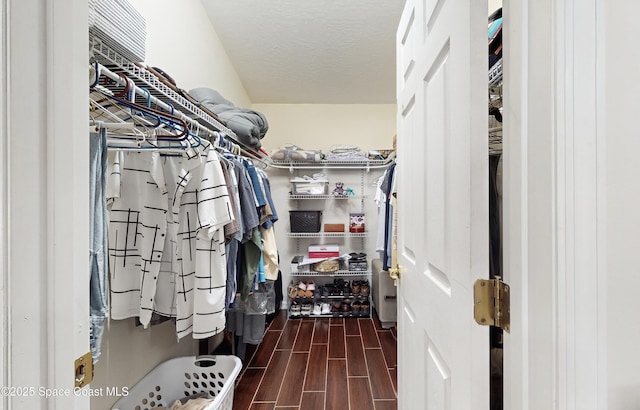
{"left": 89, "top": 129, "right": 108, "bottom": 363}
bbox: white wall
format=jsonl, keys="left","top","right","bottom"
{"left": 606, "top": 0, "right": 640, "bottom": 407}
{"left": 253, "top": 103, "right": 397, "bottom": 154}
{"left": 128, "top": 0, "right": 251, "bottom": 107}
{"left": 488, "top": 0, "right": 502, "bottom": 15}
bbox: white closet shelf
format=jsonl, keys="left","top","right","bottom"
{"left": 289, "top": 194, "right": 368, "bottom": 200}
{"left": 270, "top": 158, "right": 393, "bottom": 170}
{"left": 287, "top": 232, "right": 368, "bottom": 238}
{"left": 290, "top": 270, "right": 370, "bottom": 277}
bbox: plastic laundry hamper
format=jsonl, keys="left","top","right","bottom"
{"left": 111, "top": 355, "right": 242, "bottom": 410}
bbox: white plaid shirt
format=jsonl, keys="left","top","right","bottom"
{"left": 107, "top": 146, "right": 233, "bottom": 339}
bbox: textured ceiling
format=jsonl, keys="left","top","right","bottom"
{"left": 200, "top": 0, "right": 405, "bottom": 104}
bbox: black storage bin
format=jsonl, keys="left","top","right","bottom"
{"left": 290, "top": 210, "right": 322, "bottom": 233}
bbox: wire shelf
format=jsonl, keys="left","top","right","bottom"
{"left": 289, "top": 194, "right": 367, "bottom": 200}
{"left": 290, "top": 270, "right": 370, "bottom": 277}
{"left": 287, "top": 232, "right": 368, "bottom": 238}
{"left": 270, "top": 158, "right": 392, "bottom": 170}
{"left": 89, "top": 36, "right": 267, "bottom": 159}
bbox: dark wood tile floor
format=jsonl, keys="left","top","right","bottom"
{"left": 232, "top": 310, "right": 397, "bottom": 410}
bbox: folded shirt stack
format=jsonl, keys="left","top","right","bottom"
{"left": 325, "top": 144, "right": 368, "bottom": 162}
{"left": 89, "top": 0, "right": 146, "bottom": 62}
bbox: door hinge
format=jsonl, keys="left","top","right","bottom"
{"left": 388, "top": 265, "right": 402, "bottom": 287}
{"left": 473, "top": 278, "right": 510, "bottom": 333}
{"left": 74, "top": 352, "right": 93, "bottom": 389}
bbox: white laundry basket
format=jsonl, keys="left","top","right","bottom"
{"left": 111, "top": 355, "right": 242, "bottom": 410}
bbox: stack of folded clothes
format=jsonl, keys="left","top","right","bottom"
{"left": 189, "top": 88, "right": 269, "bottom": 149}
{"left": 325, "top": 145, "right": 368, "bottom": 161}
{"left": 271, "top": 144, "right": 323, "bottom": 162}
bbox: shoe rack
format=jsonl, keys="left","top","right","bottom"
{"left": 270, "top": 159, "right": 391, "bottom": 319}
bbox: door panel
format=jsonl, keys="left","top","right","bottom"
{"left": 396, "top": 0, "right": 488, "bottom": 408}
{"left": 426, "top": 337, "right": 451, "bottom": 408}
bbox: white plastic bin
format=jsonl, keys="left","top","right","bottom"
{"left": 111, "top": 355, "right": 242, "bottom": 410}
{"left": 290, "top": 179, "right": 328, "bottom": 195}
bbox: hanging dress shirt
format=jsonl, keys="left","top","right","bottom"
{"left": 107, "top": 146, "right": 233, "bottom": 339}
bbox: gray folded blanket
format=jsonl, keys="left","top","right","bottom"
{"left": 189, "top": 87, "right": 268, "bottom": 149}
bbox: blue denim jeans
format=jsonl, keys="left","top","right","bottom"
{"left": 89, "top": 129, "right": 108, "bottom": 363}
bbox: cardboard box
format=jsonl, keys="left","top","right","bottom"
{"left": 308, "top": 244, "right": 340, "bottom": 258}
{"left": 324, "top": 223, "right": 345, "bottom": 232}
{"left": 349, "top": 213, "right": 365, "bottom": 233}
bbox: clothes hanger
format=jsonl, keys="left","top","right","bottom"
{"left": 94, "top": 89, "right": 189, "bottom": 140}
{"left": 91, "top": 68, "right": 189, "bottom": 139}
{"left": 91, "top": 89, "right": 197, "bottom": 152}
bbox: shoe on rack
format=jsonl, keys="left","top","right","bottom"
{"left": 297, "top": 281, "right": 307, "bottom": 298}
{"left": 360, "top": 300, "right": 371, "bottom": 316}
{"left": 352, "top": 301, "right": 362, "bottom": 316}
{"left": 351, "top": 280, "right": 361, "bottom": 295}
{"left": 305, "top": 280, "right": 315, "bottom": 298}
{"left": 288, "top": 282, "right": 298, "bottom": 299}
{"left": 290, "top": 301, "right": 301, "bottom": 317}
{"left": 360, "top": 280, "right": 370, "bottom": 297}
{"left": 312, "top": 303, "right": 322, "bottom": 316}
{"left": 341, "top": 299, "right": 352, "bottom": 315}
{"left": 301, "top": 302, "right": 312, "bottom": 316}
{"left": 343, "top": 280, "right": 351, "bottom": 296}
{"left": 331, "top": 302, "right": 342, "bottom": 316}
{"left": 321, "top": 302, "right": 331, "bottom": 315}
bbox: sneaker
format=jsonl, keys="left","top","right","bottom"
{"left": 312, "top": 303, "right": 322, "bottom": 316}
{"left": 321, "top": 302, "right": 331, "bottom": 315}
{"left": 301, "top": 302, "right": 312, "bottom": 316}
{"left": 290, "top": 301, "right": 301, "bottom": 317}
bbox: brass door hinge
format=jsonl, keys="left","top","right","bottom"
{"left": 75, "top": 352, "right": 93, "bottom": 389}
{"left": 473, "top": 278, "right": 510, "bottom": 333}
{"left": 388, "top": 265, "right": 402, "bottom": 286}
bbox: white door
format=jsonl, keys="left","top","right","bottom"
{"left": 396, "top": 0, "right": 488, "bottom": 408}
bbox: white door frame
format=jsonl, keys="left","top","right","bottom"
{"left": 503, "top": 0, "right": 607, "bottom": 408}
{"left": 1, "top": 1, "right": 89, "bottom": 408}
{"left": 1, "top": 0, "right": 8, "bottom": 401}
